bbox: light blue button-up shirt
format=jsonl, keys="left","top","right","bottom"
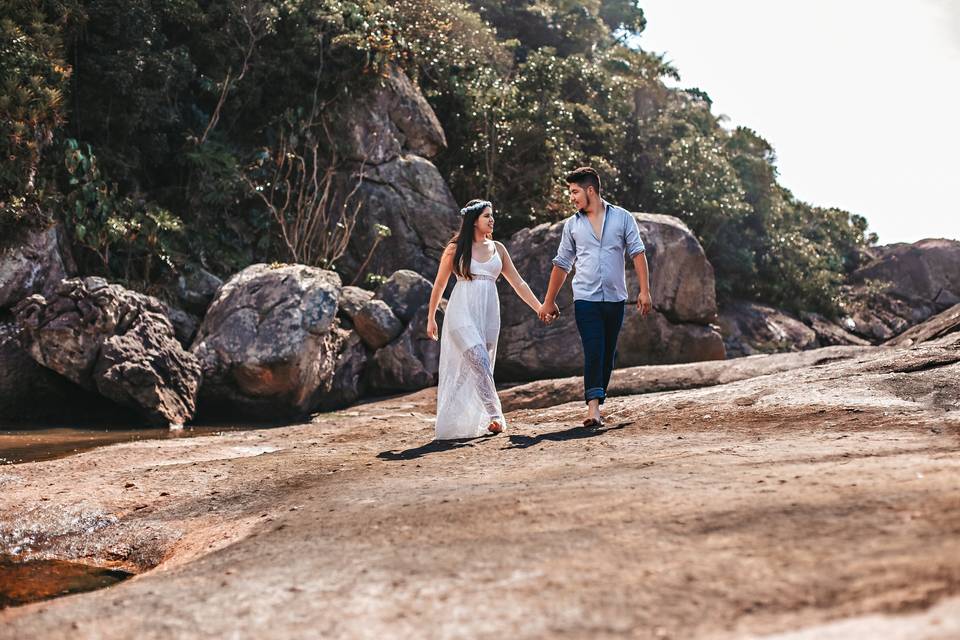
{"left": 552, "top": 200, "right": 646, "bottom": 302}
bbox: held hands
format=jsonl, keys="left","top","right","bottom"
{"left": 538, "top": 300, "right": 560, "bottom": 325}
{"left": 426, "top": 316, "right": 439, "bottom": 341}
{"left": 637, "top": 290, "right": 653, "bottom": 317}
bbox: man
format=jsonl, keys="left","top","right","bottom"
{"left": 540, "top": 167, "right": 653, "bottom": 427}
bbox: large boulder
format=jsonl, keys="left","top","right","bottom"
{"left": 337, "top": 286, "right": 374, "bottom": 327}
{"left": 845, "top": 238, "right": 960, "bottom": 341}
{"left": 0, "top": 318, "right": 134, "bottom": 425}
{"left": 719, "top": 302, "right": 870, "bottom": 358}
{"left": 367, "top": 303, "right": 445, "bottom": 393}
{"left": 496, "top": 213, "right": 725, "bottom": 381}
{"left": 353, "top": 299, "right": 403, "bottom": 350}
{"left": 190, "top": 264, "right": 343, "bottom": 420}
{"left": 319, "top": 329, "right": 370, "bottom": 410}
{"left": 343, "top": 65, "right": 446, "bottom": 164}
{"left": 13, "top": 278, "right": 201, "bottom": 426}
{"left": 853, "top": 239, "right": 960, "bottom": 307}
{"left": 884, "top": 303, "right": 960, "bottom": 348}
{"left": 719, "top": 302, "right": 818, "bottom": 358}
{"left": 0, "top": 224, "right": 74, "bottom": 309}
{"left": 373, "top": 269, "right": 433, "bottom": 323}
{"left": 341, "top": 155, "right": 459, "bottom": 282}
{"left": 335, "top": 66, "right": 459, "bottom": 282}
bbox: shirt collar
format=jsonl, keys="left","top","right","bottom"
{"left": 575, "top": 199, "right": 611, "bottom": 218}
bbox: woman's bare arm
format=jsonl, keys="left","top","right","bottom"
{"left": 495, "top": 242, "right": 542, "bottom": 313}
{"left": 426, "top": 244, "right": 455, "bottom": 339}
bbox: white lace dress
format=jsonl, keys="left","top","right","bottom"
{"left": 435, "top": 251, "right": 506, "bottom": 440}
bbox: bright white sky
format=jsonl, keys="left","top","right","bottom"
{"left": 636, "top": 0, "right": 960, "bottom": 244}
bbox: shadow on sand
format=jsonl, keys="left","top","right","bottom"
{"left": 377, "top": 436, "right": 494, "bottom": 461}
{"left": 503, "top": 421, "right": 634, "bottom": 450}
{"left": 377, "top": 421, "right": 634, "bottom": 460}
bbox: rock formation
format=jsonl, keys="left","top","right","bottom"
{"left": 846, "top": 238, "right": 960, "bottom": 341}
{"left": 336, "top": 66, "right": 460, "bottom": 282}
{"left": 0, "top": 224, "right": 74, "bottom": 309}
{"left": 496, "top": 213, "right": 725, "bottom": 380}
{"left": 190, "top": 264, "right": 343, "bottom": 420}
{"left": 13, "top": 277, "right": 200, "bottom": 426}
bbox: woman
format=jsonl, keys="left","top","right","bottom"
{"left": 426, "top": 199, "right": 544, "bottom": 440}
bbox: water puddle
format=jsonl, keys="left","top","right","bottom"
{"left": 0, "top": 425, "right": 254, "bottom": 465}
{"left": 0, "top": 555, "right": 133, "bottom": 608}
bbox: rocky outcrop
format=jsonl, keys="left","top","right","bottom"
{"left": 320, "top": 329, "right": 369, "bottom": 410}
{"left": 190, "top": 264, "right": 343, "bottom": 420}
{"left": 373, "top": 269, "right": 432, "bottom": 323}
{"left": 719, "top": 302, "right": 816, "bottom": 357}
{"left": 343, "top": 65, "right": 446, "bottom": 164}
{"left": 336, "top": 66, "right": 459, "bottom": 282}
{"left": 719, "top": 301, "right": 869, "bottom": 357}
{"left": 0, "top": 224, "right": 74, "bottom": 309}
{"left": 0, "top": 318, "right": 135, "bottom": 424}
{"left": 337, "top": 286, "right": 374, "bottom": 328}
{"left": 884, "top": 302, "right": 960, "bottom": 348}
{"left": 353, "top": 299, "right": 403, "bottom": 350}
{"left": 499, "top": 344, "right": 877, "bottom": 412}
{"left": 800, "top": 311, "right": 871, "bottom": 348}
{"left": 846, "top": 238, "right": 960, "bottom": 341}
{"left": 13, "top": 278, "right": 201, "bottom": 426}
{"left": 367, "top": 303, "right": 445, "bottom": 393}
{"left": 496, "top": 213, "right": 725, "bottom": 381}
{"left": 176, "top": 265, "right": 223, "bottom": 315}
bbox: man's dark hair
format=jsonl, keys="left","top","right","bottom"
{"left": 565, "top": 167, "right": 601, "bottom": 194}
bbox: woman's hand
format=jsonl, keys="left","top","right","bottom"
{"left": 426, "top": 316, "right": 439, "bottom": 341}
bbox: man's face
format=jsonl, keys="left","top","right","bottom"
{"left": 568, "top": 183, "right": 590, "bottom": 211}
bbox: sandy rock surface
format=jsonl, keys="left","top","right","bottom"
{"left": 1, "top": 337, "right": 959, "bottom": 639}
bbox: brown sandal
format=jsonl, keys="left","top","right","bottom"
{"left": 488, "top": 420, "right": 504, "bottom": 434}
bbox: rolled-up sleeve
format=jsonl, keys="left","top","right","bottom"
{"left": 552, "top": 219, "right": 576, "bottom": 272}
{"left": 625, "top": 213, "right": 645, "bottom": 258}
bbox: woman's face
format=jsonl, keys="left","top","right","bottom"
{"left": 475, "top": 207, "right": 495, "bottom": 236}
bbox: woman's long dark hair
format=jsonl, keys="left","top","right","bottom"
{"left": 450, "top": 199, "right": 491, "bottom": 280}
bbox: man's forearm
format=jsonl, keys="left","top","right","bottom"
{"left": 543, "top": 265, "right": 568, "bottom": 305}
{"left": 633, "top": 252, "right": 650, "bottom": 294}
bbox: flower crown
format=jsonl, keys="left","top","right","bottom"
{"left": 459, "top": 200, "right": 493, "bottom": 216}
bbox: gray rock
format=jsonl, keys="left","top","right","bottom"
{"left": 162, "top": 304, "right": 200, "bottom": 348}
{"left": 800, "top": 312, "right": 871, "bottom": 348}
{"left": 853, "top": 238, "right": 960, "bottom": 306}
{"left": 718, "top": 301, "right": 817, "bottom": 358}
{"left": 374, "top": 269, "right": 432, "bottom": 323}
{"left": 884, "top": 303, "right": 960, "bottom": 347}
{"left": 633, "top": 214, "right": 718, "bottom": 324}
{"left": 190, "top": 264, "right": 343, "bottom": 420}
{"left": 353, "top": 300, "right": 403, "bottom": 350}
{"left": 0, "top": 318, "right": 127, "bottom": 424}
{"left": 496, "top": 212, "right": 724, "bottom": 381}
{"left": 319, "top": 328, "right": 369, "bottom": 410}
{"left": 176, "top": 266, "right": 223, "bottom": 315}
{"left": 0, "top": 224, "right": 74, "bottom": 309}
{"left": 342, "top": 65, "right": 446, "bottom": 165}
{"left": 13, "top": 278, "right": 201, "bottom": 426}
{"left": 332, "top": 64, "right": 459, "bottom": 283}
{"left": 499, "top": 345, "right": 877, "bottom": 412}
{"left": 338, "top": 286, "right": 374, "bottom": 325}
{"left": 338, "top": 155, "right": 459, "bottom": 283}
{"left": 844, "top": 238, "right": 960, "bottom": 341}
{"left": 367, "top": 303, "right": 444, "bottom": 393}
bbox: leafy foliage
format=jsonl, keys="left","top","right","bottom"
{"left": 1, "top": 0, "right": 876, "bottom": 315}
{"left": 0, "top": 0, "right": 72, "bottom": 239}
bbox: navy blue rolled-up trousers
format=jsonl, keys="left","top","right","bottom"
{"left": 573, "top": 300, "right": 625, "bottom": 405}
